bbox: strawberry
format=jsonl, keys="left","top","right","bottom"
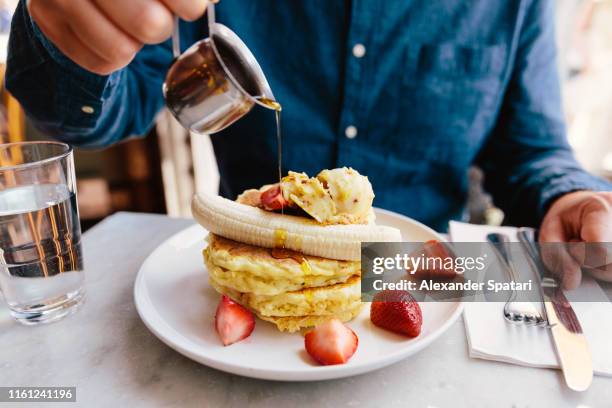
{"left": 304, "top": 319, "right": 358, "bottom": 365}
{"left": 260, "top": 185, "right": 289, "bottom": 211}
{"left": 214, "top": 295, "right": 255, "bottom": 346}
{"left": 407, "top": 240, "right": 457, "bottom": 280}
{"left": 370, "top": 290, "right": 422, "bottom": 337}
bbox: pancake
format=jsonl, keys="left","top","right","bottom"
{"left": 204, "top": 234, "right": 360, "bottom": 295}
{"left": 257, "top": 304, "right": 364, "bottom": 333}
{"left": 209, "top": 274, "right": 361, "bottom": 316}
{"left": 209, "top": 275, "right": 363, "bottom": 332}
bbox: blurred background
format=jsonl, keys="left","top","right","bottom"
{"left": 0, "top": 0, "right": 610, "bottom": 229}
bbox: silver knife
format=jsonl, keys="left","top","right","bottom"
{"left": 518, "top": 227, "right": 593, "bottom": 391}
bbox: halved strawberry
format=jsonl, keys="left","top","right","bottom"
{"left": 214, "top": 295, "right": 255, "bottom": 346}
{"left": 304, "top": 319, "right": 358, "bottom": 365}
{"left": 370, "top": 290, "right": 422, "bottom": 337}
{"left": 260, "top": 184, "right": 289, "bottom": 211}
{"left": 407, "top": 240, "right": 457, "bottom": 280}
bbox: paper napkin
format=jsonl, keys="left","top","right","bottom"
{"left": 449, "top": 221, "right": 612, "bottom": 377}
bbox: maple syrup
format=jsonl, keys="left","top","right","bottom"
{"left": 256, "top": 97, "right": 283, "bottom": 186}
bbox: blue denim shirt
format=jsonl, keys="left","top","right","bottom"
{"left": 6, "top": 0, "right": 611, "bottom": 231}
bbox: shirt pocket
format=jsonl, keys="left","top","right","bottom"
{"left": 395, "top": 43, "right": 507, "bottom": 161}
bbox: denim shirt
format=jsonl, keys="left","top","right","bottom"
{"left": 6, "top": 0, "right": 611, "bottom": 231}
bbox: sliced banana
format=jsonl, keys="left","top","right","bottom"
{"left": 281, "top": 171, "right": 336, "bottom": 223}
{"left": 191, "top": 193, "right": 402, "bottom": 261}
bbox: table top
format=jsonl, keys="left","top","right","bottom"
{"left": 0, "top": 212, "right": 610, "bottom": 408}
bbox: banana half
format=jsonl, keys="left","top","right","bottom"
{"left": 191, "top": 193, "right": 402, "bottom": 261}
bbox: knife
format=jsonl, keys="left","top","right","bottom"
{"left": 518, "top": 227, "right": 593, "bottom": 391}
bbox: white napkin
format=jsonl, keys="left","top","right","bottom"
{"left": 449, "top": 221, "right": 612, "bottom": 377}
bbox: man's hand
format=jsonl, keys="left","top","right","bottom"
{"left": 540, "top": 191, "right": 612, "bottom": 289}
{"left": 27, "top": 0, "right": 212, "bottom": 75}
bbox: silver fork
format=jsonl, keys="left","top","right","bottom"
{"left": 487, "top": 233, "right": 547, "bottom": 326}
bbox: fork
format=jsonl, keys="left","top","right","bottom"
{"left": 487, "top": 233, "right": 547, "bottom": 326}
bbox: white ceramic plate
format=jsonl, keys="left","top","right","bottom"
{"left": 134, "top": 208, "right": 463, "bottom": 381}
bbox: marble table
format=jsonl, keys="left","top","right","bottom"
{"left": 0, "top": 212, "right": 610, "bottom": 408}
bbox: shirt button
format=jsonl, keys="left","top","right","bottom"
{"left": 345, "top": 125, "right": 358, "bottom": 139}
{"left": 352, "top": 43, "right": 366, "bottom": 58}
{"left": 81, "top": 105, "right": 94, "bottom": 114}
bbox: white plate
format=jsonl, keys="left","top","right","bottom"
{"left": 134, "top": 208, "right": 463, "bottom": 381}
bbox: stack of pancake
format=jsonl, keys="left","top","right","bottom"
{"left": 204, "top": 234, "right": 362, "bottom": 332}
{"left": 193, "top": 167, "right": 401, "bottom": 333}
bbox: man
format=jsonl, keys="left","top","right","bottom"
{"left": 5, "top": 0, "right": 612, "bottom": 289}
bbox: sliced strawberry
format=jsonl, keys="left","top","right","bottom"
{"left": 407, "top": 240, "right": 457, "bottom": 280}
{"left": 304, "top": 319, "right": 358, "bottom": 365}
{"left": 260, "top": 184, "right": 289, "bottom": 211}
{"left": 214, "top": 295, "right": 255, "bottom": 346}
{"left": 370, "top": 290, "right": 422, "bottom": 337}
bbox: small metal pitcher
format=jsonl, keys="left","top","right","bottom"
{"left": 163, "top": 4, "right": 277, "bottom": 135}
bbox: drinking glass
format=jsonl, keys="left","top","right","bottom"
{"left": 0, "top": 141, "right": 84, "bottom": 325}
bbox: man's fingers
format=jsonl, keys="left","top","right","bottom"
{"left": 580, "top": 194, "right": 612, "bottom": 242}
{"left": 561, "top": 258, "right": 583, "bottom": 290}
{"left": 46, "top": 23, "right": 117, "bottom": 75}
{"left": 539, "top": 211, "right": 584, "bottom": 289}
{"left": 30, "top": 2, "right": 111, "bottom": 74}
{"left": 539, "top": 192, "right": 612, "bottom": 290}
{"left": 581, "top": 242, "right": 611, "bottom": 270}
{"left": 584, "top": 264, "right": 612, "bottom": 283}
{"left": 540, "top": 243, "right": 583, "bottom": 290}
{"left": 539, "top": 214, "right": 570, "bottom": 243}
{"left": 567, "top": 241, "right": 586, "bottom": 265}
{"left": 160, "top": 0, "right": 209, "bottom": 21}
{"left": 578, "top": 197, "right": 612, "bottom": 269}
{"left": 94, "top": 0, "right": 174, "bottom": 44}
{"left": 63, "top": 1, "right": 142, "bottom": 69}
